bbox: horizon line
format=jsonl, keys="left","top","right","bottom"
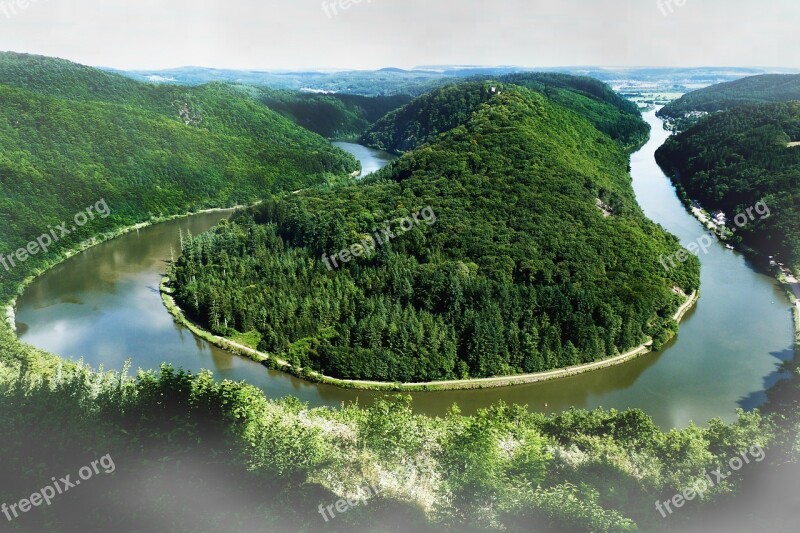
{"left": 4, "top": 51, "right": 800, "bottom": 74}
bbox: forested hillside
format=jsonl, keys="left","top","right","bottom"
{"left": 0, "top": 52, "right": 147, "bottom": 103}
{"left": 171, "top": 82, "right": 698, "bottom": 383}
{"left": 361, "top": 74, "right": 649, "bottom": 153}
{"left": 0, "top": 56, "right": 358, "bottom": 302}
{"left": 658, "top": 73, "right": 800, "bottom": 129}
{"left": 359, "top": 82, "right": 499, "bottom": 153}
{"left": 656, "top": 102, "right": 800, "bottom": 269}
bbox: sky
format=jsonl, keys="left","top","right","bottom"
{"left": 0, "top": 0, "right": 798, "bottom": 71}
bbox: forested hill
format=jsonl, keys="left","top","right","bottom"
{"left": 658, "top": 74, "right": 800, "bottom": 128}
{"left": 655, "top": 102, "right": 800, "bottom": 269}
{"left": 0, "top": 52, "right": 146, "bottom": 104}
{"left": 171, "top": 83, "right": 698, "bottom": 383}
{"left": 0, "top": 52, "right": 408, "bottom": 141}
{"left": 360, "top": 74, "right": 649, "bottom": 153}
{"left": 0, "top": 55, "right": 358, "bottom": 302}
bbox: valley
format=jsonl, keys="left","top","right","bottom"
{"left": 0, "top": 47, "right": 798, "bottom": 532}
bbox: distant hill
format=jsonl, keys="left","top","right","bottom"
{"left": 658, "top": 74, "right": 800, "bottom": 129}
{"left": 107, "top": 65, "right": 456, "bottom": 96}
{"left": 361, "top": 74, "right": 649, "bottom": 153}
{"left": 499, "top": 73, "right": 648, "bottom": 148}
{"left": 108, "top": 64, "right": 789, "bottom": 97}
{"left": 0, "top": 53, "right": 357, "bottom": 301}
{"left": 656, "top": 102, "right": 800, "bottom": 269}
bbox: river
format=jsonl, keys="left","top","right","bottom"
{"left": 332, "top": 142, "right": 397, "bottom": 177}
{"left": 15, "top": 114, "right": 795, "bottom": 427}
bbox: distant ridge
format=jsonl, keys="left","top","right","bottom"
{"left": 659, "top": 73, "right": 800, "bottom": 126}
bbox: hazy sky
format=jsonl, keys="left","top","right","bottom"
{"left": 1, "top": 0, "right": 798, "bottom": 70}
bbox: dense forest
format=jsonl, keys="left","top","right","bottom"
{"left": 656, "top": 102, "right": 800, "bottom": 269}
{"left": 0, "top": 53, "right": 360, "bottom": 302}
{"left": 170, "top": 82, "right": 698, "bottom": 383}
{"left": 658, "top": 73, "right": 800, "bottom": 130}
{"left": 361, "top": 74, "right": 649, "bottom": 153}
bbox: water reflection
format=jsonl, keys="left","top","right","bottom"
{"left": 332, "top": 142, "right": 397, "bottom": 177}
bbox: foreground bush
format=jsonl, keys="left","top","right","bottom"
{"left": 2, "top": 336, "right": 793, "bottom": 532}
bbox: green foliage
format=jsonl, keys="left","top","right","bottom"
{"left": 500, "top": 482, "right": 638, "bottom": 533}
{"left": 704, "top": 410, "right": 775, "bottom": 458}
{"left": 503, "top": 483, "right": 638, "bottom": 533}
{"left": 228, "top": 329, "right": 263, "bottom": 350}
{"left": 436, "top": 406, "right": 553, "bottom": 517}
{"left": 502, "top": 72, "right": 649, "bottom": 150}
{"left": 171, "top": 83, "right": 698, "bottom": 382}
{"left": 0, "top": 335, "right": 785, "bottom": 531}
{"left": 358, "top": 396, "right": 426, "bottom": 461}
{"left": 656, "top": 102, "right": 800, "bottom": 269}
{"left": 240, "top": 398, "right": 334, "bottom": 478}
{"left": 436, "top": 417, "right": 508, "bottom": 527}
{"left": 360, "top": 81, "right": 501, "bottom": 152}
{"left": 0, "top": 51, "right": 147, "bottom": 103}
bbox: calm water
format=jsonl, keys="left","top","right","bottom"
{"left": 332, "top": 142, "right": 397, "bottom": 176}
{"left": 16, "top": 130, "right": 795, "bottom": 427}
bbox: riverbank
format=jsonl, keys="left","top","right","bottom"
{"left": 2, "top": 204, "right": 246, "bottom": 333}
{"left": 161, "top": 275, "right": 699, "bottom": 391}
{"left": 777, "top": 271, "right": 800, "bottom": 354}
{"left": 679, "top": 194, "right": 800, "bottom": 355}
